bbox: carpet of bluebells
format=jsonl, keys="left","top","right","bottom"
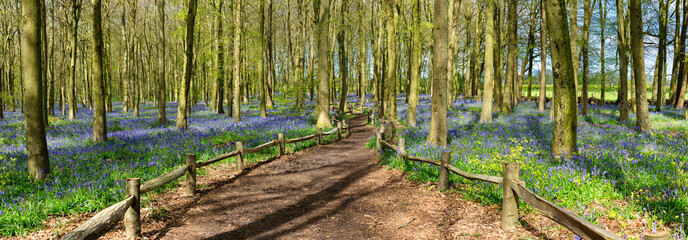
{"left": 0, "top": 99, "right": 329, "bottom": 236}
{"left": 375, "top": 96, "right": 688, "bottom": 239}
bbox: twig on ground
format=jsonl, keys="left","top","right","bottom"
{"left": 397, "top": 217, "right": 416, "bottom": 230}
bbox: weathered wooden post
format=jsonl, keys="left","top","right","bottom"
{"left": 278, "top": 133, "right": 285, "bottom": 156}
{"left": 501, "top": 162, "right": 520, "bottom": 228}
{"left": 376, "top": 125, "right": 385, "bottom": 155}
{"left": 337, "top": 122, "right": 342, "bottom": 140}
{"left": 645, "top": 232, "right": 672, "bottom": 240}
{"left": 398, "top": 138, "right": 405, "bottom": 155}
{"left": 317, "top": 127, "right": 323, "bottom": 145}
{"left": 439, "top": 151, "right": 450, "bottom": 190}
{"left": 344, "top": 119, "right": 349, "bottom": 137}
{"left": 124, "top": 178, "right": 141, "bottom": 238}
{"left": 185, "top": 154, "right": 196, "bottom": 195}
{"left": 236, "top": 141, "right": 244, "bottom": 170}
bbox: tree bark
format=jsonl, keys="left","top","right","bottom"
{"left": 655, "top": 0, "right": 668, "bottom": 111}
{"left": 407, "top": 0, "right": 421, "bottom": 126}
{"left": 157, "top": 0, "right": 166, "bottom": 123}
{"left": 21, "top": 0, "right": 50, "bottom": 179}
{"left": 385, "top": 0, "right": 397, "bottom": 122}
{"left": 69, "top": 1, "right": 81, "bottom": 120}
{"left": 92, "top": 0, "right": 107, "bottom": 142}
{"left": 337, "top": 0, "right": 348, "bottom": 113}
{"left": 480, "top": 0, "right": 496, "bottom": 123}
{"left": 616, "top": 0, "right": 628, "bottom": 122}
{"left": 538, "top": 0, "right": 547, "bottom": 112}
{"left": 580, "top": 0, "right": 592, "bottom": 115}
{"left": 175, "top": 0, "right": 198, "bottom": 130}
{"left": 629, "top": 0, "right": 651, "bottom": 132}
{"left": 599, "top": 0, "right": 606, "bottom": 106}
{"left": 428, "top": 0, "right": 448, "bottom": 146}
{"left": 233, "top": 0, "right": 242, "bottom": 121}
{"left": 545, "top": 0, "right": 578, "bottom": 159}
{"left": 315, "top": 0, "right": 332, "bottom": 128}
{"left": 502, "top": 0, "right": 516, "bottom": 114}
{"left": 569, "top": 0, "right": 579, "bottom": 98}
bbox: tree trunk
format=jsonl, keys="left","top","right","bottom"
{"left": 215, "top": 0, "right": 225, "bottom": 115}
{"left": 266, "top": 0, "right": 275, "bottom": 108}
{"left": 629, "top": 0, "right": 651, "bottom": 132}
{"left": 569, "top": 0, "right": 579, "bottom": 99}
{"left": 157, "top": 0, "right": 166, "bottom": 123}
{"left": 656, "top": 0, "right": 668, "bottom": 111}
{"left": 385, "top": 0, "right": 397, "bottom": 122}
{"left": 545, "top": 0, "right": 578, "bottom": 159}
{"left": 259, "top": 0, "right": 267, "bottom": 118}
{"left": 669, "top": 0, "right": 683, "bottom": 104}
{"left": 616, "top": 0, "right": 628, "bottom": 122}
{"left": 428, "top": 0, "right": 448, "bottom": 146}
{"left": 233, "top": 0, "right": 242, "bottom": 121}
{"left": 599, "top": 0, "right": 606, "bottom": 106}
{"left": 69, "top": 1, "right": 81, "bottom": 120}
{"left": 21, "top": 0, "right": 50, "bottom": 180}
{"left": 494, "top": 0, "right": 503, "bottom": 109}
{"left": 480, "top": 0, "right": 496, "bottom": 123}
{"left": 580, "top": 0, "right": 592, "bottom": 115}
{"left": 407, "top": 0, "right": 421, "bottom": 126}
{"left": 502, "top": 0, "right": 516, "bottom": 114}
{"left": 337, "top": 0, "right": 348, "bottom": 113}
{"left": 175, "top": 0, "right": 198, "bottom": 130}
{"left": 92, "top": 0, "right": 107, "bottom": 142}
{"left": 315, "top": 0, "right": 332, "bottom": 128}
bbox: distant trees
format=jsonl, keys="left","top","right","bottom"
{"left": 21, "top": 0, "right": 50, "bottom": 179}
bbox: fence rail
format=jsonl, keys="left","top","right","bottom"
{"left": 373, "top": 120, "right": 669, "bottom": 240}
{"left": 61, "top": 118, "right": 352, "bottom": 240}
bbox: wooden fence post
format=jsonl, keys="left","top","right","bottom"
{"left": 376, "top": 125, "right": 385, "bottom": 155}
{"left": 124, "top": 178, "right": 141, "bottom": 238}
{"left": 645, "top": 232, "right": 671, "bottom": 240}
{"left": 278, "top": 133, "right": 285, "bottom": 156}
{"left": 439, "top": 151, "right": 450, "bottom": 190}
{"left": 337, "top": 122, "right": 342, "bottom": 140}
{"left": 502, "top": 162, "right": 520, "bottom": 229}
{"left": 236, "top": 141, "right": 244, "bottom": 170}
{"left": 344, "top": 119, "right": 350, "bottom": 137}
{"left": 185, "top": 154, "right": 196, "bottom": 195}
{"left": 317, "top": 127, "right": 323, "bottom": 145}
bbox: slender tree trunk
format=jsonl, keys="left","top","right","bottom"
{"left": 494, "top": 0, "right": 503, "bottom": 109}
{"left": 446, "top": 0, "right": 456, "bottom": 106}
{"left": 176, "top": 0, "right": 198, "bottom": 130}
{"left": 670, "top": 0, "right": 683, "bottom": 104}
{"left": 22, "top": 0, "right": 50, "bottom": 179}
{"left": 157, "top": 0, "right": 166, "bottom": 123}
{"left": 580, "top": 0, "right": 592, "bottom": 115}
{"left": 92, "top": 0, "right": 107, "bottom": 142}
{"left": 385, "top": 0, "right": 397, "bottom": 122}
{"left": 337, "top": 0, "right": 349, "bottom": 113}
{"left": 629, "top": 0, "right": 651, "bottom": 131}
{"left": 599, "top": 0, "right": 606, "bottom": 106}
{"left": 233, "top": 0, "right": 242, "bottom": 121}
{"left": 266, "top": 0, "right": 275, "bottom": 108}
{"left": 656, "top": 0, "right": 668, "bottom": 111}
{"left": 545, "top": 0, "right": 578, "bottom": 159}
{"left": 502, "top": 0, "right": 516, "bottom": 114}
{"left": 480, "top": 0, "right": 496, "bottom": 123}
{"left": 407, "top": 0, "right": 421, "bottom": 126}
{"left": 428, "top": 0, "right": 448, "bottom": 146}
{"left": 570, "top": 0, "right": 579, "bottom": 98}
{"left": 215, "top": 0, "right": 225, "bottom": 115}
{"left": 616, "top": 0, "right": 628, "bottom": 122}
{"left": 69, "top": 1, "right": 81, "bottom": 120}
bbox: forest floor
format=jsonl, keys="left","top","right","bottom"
{"left": 94, "top": 114, "right": 572, "bottom": 240}
{"left": 12, "top": 114, "right": 577, "bottom": 240}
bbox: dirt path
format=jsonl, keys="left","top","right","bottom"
{"left": 102, "top": 114, "right": 561, "bottom": 240}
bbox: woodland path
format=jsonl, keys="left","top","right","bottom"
{"left": 104, "top": 114, "right": 548, "bottom": 240}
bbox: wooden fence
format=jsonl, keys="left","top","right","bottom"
{"left": 61, "top": 119, "right": 351, "bottom": 240}
{"left": 374, "top": 120, "right": 672, "bottom": 240}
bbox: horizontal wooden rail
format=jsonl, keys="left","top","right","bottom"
{"left": 140, "top": 165, "right": 188, "bottom": 194}
{"left": 61, "top": 196, "right": 134, "bottom": 240}
{"left": 511, "top": 181, "right": 622, "bottom": 240}
{"left": 323, "top": 127, "right": 339, "bottom": 135}
{"left": 285, "top": 134, "right": 316, "bottom": 143}
{"left": 198, "top": 150, "right": 239, "bottom": 167}
{"left": 243, "top": 140, "right": 278, "bottom": 154}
